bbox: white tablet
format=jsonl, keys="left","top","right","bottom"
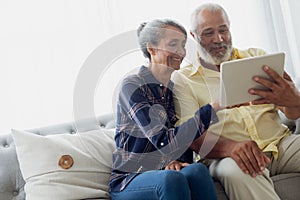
{"left": 220, "top": 52, "right": 285, "bottom": 107}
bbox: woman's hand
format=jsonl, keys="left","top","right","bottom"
{"left": 226, "top": 102, "right": 252, "bottom": 109}
{"left": 210, "top": 100, "right": 247, "bottom": 111}
{"left": 210, "top": 100, "right": 223, "bottom": 112}
{"left": 164, "top": 160, "right": 189, "bottom": 171}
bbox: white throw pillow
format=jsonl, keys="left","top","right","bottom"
{"left": 11, "top": 128, "right": 116, "bottom": 200}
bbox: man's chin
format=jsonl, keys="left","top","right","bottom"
{"left": 201, "top": 54, "right": 222, "bottom": 65}
{"left": 198, "top": 43, "right": 233, "bottom": 65}
{"left": 201, "top": 49, "right": 232, "bottom": 65}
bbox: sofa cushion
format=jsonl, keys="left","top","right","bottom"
{"left": 273, "top": 173, "right": 300, "bottom": 200}
{"left": 11, "top": 128, "right": 115, "bottom": 200}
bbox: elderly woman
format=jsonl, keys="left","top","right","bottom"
{"left": 109, "top": 19, "right": 219, "bottom": 200}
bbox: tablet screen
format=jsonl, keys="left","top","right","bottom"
{"left": 220, "top": 52, "right": 285, "bottom": 107}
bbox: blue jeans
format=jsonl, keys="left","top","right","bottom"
{"left": 110, "top": 163, "right": 217, "bottom": 200}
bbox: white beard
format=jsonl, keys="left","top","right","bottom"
{"left": 197, "top": 42, "right": 233, "bottom": 65}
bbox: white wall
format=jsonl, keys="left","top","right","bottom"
{"left": 0, "top": 0, "right": 297, "bottom": 134}
{"left": 285, "top": 0, "right": 300, "bottom": 77}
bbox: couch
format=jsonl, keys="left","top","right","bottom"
{"left": 0, "top": 113, "right": 300, "bottom": 200}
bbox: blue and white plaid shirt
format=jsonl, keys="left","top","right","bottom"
{"left": 109, "top": 66, "right": 218, "bottom": 192}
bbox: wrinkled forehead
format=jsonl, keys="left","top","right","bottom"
{"left": 196, "top": 9, "right": 229, "bottom": 32}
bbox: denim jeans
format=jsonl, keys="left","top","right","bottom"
{"left": 110, "top": 163, "right": 217, "bottom": 200}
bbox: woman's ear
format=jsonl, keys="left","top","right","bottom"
{"left": 147, "top": 43, "right": 155, "bottom": 56}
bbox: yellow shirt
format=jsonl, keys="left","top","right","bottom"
{"left": 172, "top": 48, "right": 291, "bottom": 159}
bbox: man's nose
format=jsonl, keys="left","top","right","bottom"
{"left": 212, "top": 32, "right": 223, "bottom": 43}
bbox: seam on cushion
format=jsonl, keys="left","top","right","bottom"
{"left": 272, "top": 174, "right": 300, "bottom": 182}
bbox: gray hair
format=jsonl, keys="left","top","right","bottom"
{"left": 190, "top": 3, "right": 230, "bottom": 34}
{"left": 137, "top": 19, "right": 187, "bottom": 59}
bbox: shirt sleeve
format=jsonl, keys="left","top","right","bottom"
{"left": 119, "top": 77, "right": 218, "bottom": 160}
{"left": 172, "top": 71, "right": 201, "bottom": 125}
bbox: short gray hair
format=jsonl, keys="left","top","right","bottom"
{"left": 190, "top": 3, "right": 230, "bottom": 34}
{"left": 137, "top": 19, "right": 187, "bottom": 59}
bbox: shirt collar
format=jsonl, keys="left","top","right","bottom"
{"left": 189, "top": 48, "right": 239, "bottom": 78}
{"left": 138, "top": 66, "right": 174, "bottom": 89}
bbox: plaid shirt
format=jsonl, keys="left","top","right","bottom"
{"left": 109, "top": 66, "right": 218, "bottom": 192}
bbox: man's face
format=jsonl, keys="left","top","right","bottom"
{"left": 195, "top": 9, "right": 232, "bottom": 65}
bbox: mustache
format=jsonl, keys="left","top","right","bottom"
{"left": 208, "top": 43, "right": 229, "bottom": 51}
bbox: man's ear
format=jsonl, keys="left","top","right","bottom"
{"left": 146, "top": 43, "right": 155, "bottom": 55}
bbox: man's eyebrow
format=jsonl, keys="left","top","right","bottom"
{"left": 202, "top": 28, "right": 214, "bottom": 33}
{"left": 219, "top": 25, "right": 229, "bottom": 29}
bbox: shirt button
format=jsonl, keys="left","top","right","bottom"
{"left": 160, "top": 142, "right": 164, "bottom": 146}
{"left": 58, "top": 155, "right": 74, "bottom": 169}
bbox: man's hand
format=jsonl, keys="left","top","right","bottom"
{"left": 249, "top": 66, "right": 300, "bottom": 108}
{"left": 249, "top": 66, "right": 300, "bottom": 119}
{"left": 190, "top": 133, "right": 270, "bottom": 177}
{"left": 164, "top": 160, "right": 189, "bottom": 171}
{"left": 227, "top": 140, "right": 271, "bottom": 177}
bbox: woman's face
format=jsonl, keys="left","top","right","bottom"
{"left": 150, "top": 25, "right": 186, "bottom": 71}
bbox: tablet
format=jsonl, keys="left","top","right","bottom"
{"left": 220, "top": 52, "right": 285, "bottom": 107}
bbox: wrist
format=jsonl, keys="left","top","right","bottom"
{"left": 210, "top": 101, "right": 223, "bottom": 112}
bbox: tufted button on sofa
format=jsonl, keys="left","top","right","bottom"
{"left": 0, "top": 113, "right": 300, "bottom": 200}
{"left": 0, "top": 134, "right": 26, "bottom": 200}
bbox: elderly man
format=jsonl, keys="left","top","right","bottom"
{"left": 172, "top": 3, "right": 300, "bottom": 200}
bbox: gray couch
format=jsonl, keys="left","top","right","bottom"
{"left": 0, "top": 113, "right": 299, "bottom": 200}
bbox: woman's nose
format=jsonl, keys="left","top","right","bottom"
{"left": 176, "top": 47, "right": 186, "bottom": 57}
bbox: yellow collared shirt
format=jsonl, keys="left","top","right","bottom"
{"left": 172, "top": 48, "right": 291, "bottom": 159}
